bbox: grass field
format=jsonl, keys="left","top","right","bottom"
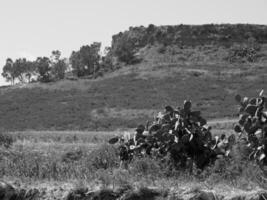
{"left": 0, "top": 61, "right": 266, "bottom": 131}
{"left": 0, "top": 120, "right": 266, "bottom": 199}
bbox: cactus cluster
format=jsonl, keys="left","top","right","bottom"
{"left": 109, "top": 100, "right": 236, "bottom": 170}
{"left": 234, "top": 90, "right": 267, "bottom": 165}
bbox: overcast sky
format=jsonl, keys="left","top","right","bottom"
{"left": 0, "top": 0, "right": 267, "bottom": 85}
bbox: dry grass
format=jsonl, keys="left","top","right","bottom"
{"left": 8, "top": 130, "right": 118, "bottom": 143}
{"left": 0, "top": 131, "right": 120, "bottom": 182}
{"left": 0, "top": 121, "right": 266, "bottom": 198}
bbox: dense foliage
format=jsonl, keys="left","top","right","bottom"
{"left": 70, "top": 42, "right": 101, "bottom": 77}
{"left": 2, "top": 51, "right": 69, "bottom": 84}
{"left": 2, "top": 58, "right": 35, "bottom": 84}
{"left": 109, "top": 100, "right": 235, "bottom": 171}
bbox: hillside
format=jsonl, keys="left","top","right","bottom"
{"left": 112, "top": 24, "right": 267, "bottom": 48}
{"left": 0, "top": 24, "right": 267, "bottom": 131}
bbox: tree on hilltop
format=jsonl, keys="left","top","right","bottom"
{"left": 70, "top": 42, "right": 101, "bottom": 77}
{"left": 1, "top": 58, "right": 36, "bottom": 84}
{"left": 2, "top": 58, "right": 16, "bottom": 85}
{"left": 35, "top": 57, "right": 51, "bottom": 82}
{"left": 50, "top": 50, "right": 68, "bottom": 80}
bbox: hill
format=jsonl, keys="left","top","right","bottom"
{"left": 0, "top": 24, "right": 267, "bottom": 131}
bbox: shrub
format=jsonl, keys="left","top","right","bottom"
{"left": 0, "top": 132, "right": 14, "bottom": 148}
{"left": 228, "top": 39, "right": 261, "bottom": 63}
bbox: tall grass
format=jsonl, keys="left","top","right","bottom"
{"left": 0, "top": 143, "right": 118, "bottom": 182}
{"left": 1, "top": 129, "right": 266, "bottom": 191}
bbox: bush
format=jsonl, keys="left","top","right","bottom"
{"left": 0, "top": 132, "right": 14, "bottom": 148}
{"left": 228, "top": 38, "right": 261, "bottom": 63}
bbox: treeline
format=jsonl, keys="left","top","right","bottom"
{"left": 2, "top": 42, "right": 116, "bottom": 84}
{"left": 3, "top": 24, "right": 267, "bottom": 84}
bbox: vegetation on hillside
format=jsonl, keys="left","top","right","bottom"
{"left": 0, "top": 63, "right": 266, "bottom": 131}
{"left": 2, "top": 51, "right": 69, "bottom": 84}
{"left": 0, "top": 24, "right": 267, "bottom": 131}
{"left": 2, "top": 24, "right": 267, "bottom": 85}
{"left": 111, "top": 24, "right": 267, "bottom": 64}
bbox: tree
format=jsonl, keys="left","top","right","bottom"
{"left": 2, "top": 58, "right": 16, "bottom": 84}
{"left": 14, "top": 58, "right": 36, "bottom": 83}
{"left": 101, "top": 47, "right": 114, "bottom": 72}
{"left": 2, "top": 58, "right": 36, "bottom": 84}
{"left": 50, "top": 50, "right": 68, "bottom": 80}
{"left": 2, "top": 50, "right": 67, "bottom": 84}
{"left": 24, "top": 60, "right": 36, "bottom": 83}
{"left": 35, "top": 57, "right": 51, "bottom": 82}
{"left": 112, "top": 34, "right": 139, "bottom": 64}
{"left": 52, "top": 59, "right": 68, "bottom": 80}
{"left": 70, "top": 42, "right": 101, "bottom": 77}
{"left": 51, "top": 50, "right": 61, "bottom": 63}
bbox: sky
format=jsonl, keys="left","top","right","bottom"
{"left": 0, "top": 0, "right": 267, "bottom": 85}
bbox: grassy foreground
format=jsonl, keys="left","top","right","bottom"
{"left": 0, "top": 121, "right": 266, "bottom": 199}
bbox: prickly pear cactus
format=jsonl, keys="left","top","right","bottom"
{"left": 234, "top": 90, "right": 267, "bottom": 164}
{"left": 109, "top": 99, "right": 237, "bottom": 170}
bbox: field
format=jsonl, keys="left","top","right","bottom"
{"left": 0, "top": 61, "right": 266, "bottom": 131}
{"left": 0, "top": 120, "right": 267, "bottom": 200}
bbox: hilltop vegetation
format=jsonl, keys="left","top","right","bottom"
{"left": 0, "top": 24, "right": 267, "bottom": 131}
{"left": 3, "top": 24, "right": 267, "bottom": 85}
{"left": 111, "top": 24, "right": 267, "bottom": 64}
